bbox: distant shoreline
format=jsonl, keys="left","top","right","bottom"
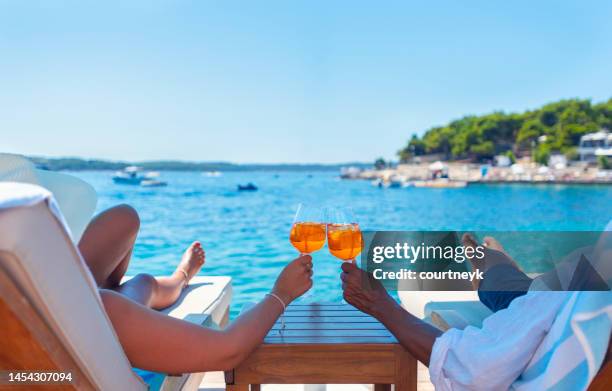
{"left": 28, "top": 156, "right": 371, "bottom": 172}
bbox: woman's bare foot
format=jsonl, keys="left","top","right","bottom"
{"left": 174, "top": 241, "right": 205, "bottom": 286}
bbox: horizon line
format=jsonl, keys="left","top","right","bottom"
{"left": 27, "top": 154, "right": 376, "bottom": 167}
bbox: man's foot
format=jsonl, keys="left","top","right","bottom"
{"left": 462, "top": 234, "right": 484, "bottom": 290}
{"left": 174, "top": 241, "right": 205, "bottom": 286}
{"left": 482, "top": 236, "right": 521, "bottom": 270}
{"left": 462, "top": 234, "right": 521, "bottom": 290}
{"left": 482, "top": 236, "right": 505, "bottom": 253}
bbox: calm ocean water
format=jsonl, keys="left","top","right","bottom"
{"left": 72, "top": 171, "right": 612, "bottom": 313}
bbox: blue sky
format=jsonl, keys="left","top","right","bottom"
{"left": 1, "top": 1, "right": 611, "bottom": 163}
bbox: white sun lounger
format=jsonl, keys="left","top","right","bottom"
{"left": 0, "top": 182, "right": 232, "bottom": 390}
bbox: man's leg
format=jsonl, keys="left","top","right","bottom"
{"left": 463, "top": 235, "right": 532, "bottom": 312}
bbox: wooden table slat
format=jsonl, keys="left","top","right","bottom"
{"left": 265, "top": 329, "right": 393, "bottom": 337}
{"left": 274, "top": 316, "right": 381, "bottom": 324}
{"left": 282, "top": 310, "right": 371, "bottom": 317}
{"left": 263, "top": 336, "right": 396, "bottom": 344}
{"left": 272, "top": 322, "right": 387, "bottom": 330}
{"left": 285, "top": 304, "right": 358, "bottom": 311}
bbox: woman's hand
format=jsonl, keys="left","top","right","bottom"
{"left": 271, "top": 254, "right": 314, "bottom": 305}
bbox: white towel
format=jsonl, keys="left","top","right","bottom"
{"left": 0, "top": 181, "right": 72, "bottom": 237}
{"left": 512, "top": 291, "right": 611, "bottom": 390}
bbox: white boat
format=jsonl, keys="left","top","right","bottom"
{"left": 112, "top": 167, "right": 167, "bottom": 187}
{"left": 203, "top": 171, "right": 222, "bottom": 177}
{"left": 140, "top": 179, "right": 168, "bottom": 187}
{"left": 372, "top": 175, "right": 406, "bottom": 188}
{"left": 340, "top": 166, "right": 362, "bottom": 179}
{"left": 112, "top": 166, "right": 143, "bottom": 185}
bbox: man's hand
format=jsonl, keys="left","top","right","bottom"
{"left": 340, "top": 262, "right": 393, "bottom": 317}
{"left": 340, "top": 262, "right": 442, "bottom": 366}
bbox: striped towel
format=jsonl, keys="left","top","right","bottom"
{"left": 512, "top": 291, "right": 611, "bottom": 391}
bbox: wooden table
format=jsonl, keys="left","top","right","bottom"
{"left": 225, "top": 303, "right": 417, "bottom": 391}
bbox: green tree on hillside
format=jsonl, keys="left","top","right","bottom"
{"left": 398, "top": 134, "right": 426, "bottom": 162}
{"left": 374, "top": 157, "right": 387, "bottom": 170}
{"left": 398, "top": 97, "right": 611, "bottom": 163}
{"left": 517, "top": 119, "right": 544, "bottom": 146}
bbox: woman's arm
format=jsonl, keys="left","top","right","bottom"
{"left": 102, "top": 255, "right": 313, "bottom": 373}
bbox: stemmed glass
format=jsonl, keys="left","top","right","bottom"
{"left": 325, "top": 207, "right": 363, "bottom": 264}
{"left": 289, "top": 203, "right": 326, "bottom": 255}
{"left": 283, "top": 203, "right": 324, "bottom": 333}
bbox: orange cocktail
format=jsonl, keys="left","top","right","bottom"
{"left": 326, "top": 223, "right": 363, "bottom": 262}
{"left": 290, "top": 222, "right": 326, "bottom": 254}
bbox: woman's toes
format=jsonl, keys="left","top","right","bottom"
{"left": 180, "top": 241, "right": 206, "bottom": 281}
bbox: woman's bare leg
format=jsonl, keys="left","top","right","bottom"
{"left": 78, "top": 204, "right": 205, "bottom": 309}
{"left": 116, "top": 243, "right": 206, "bottom": 309}
{"left": 78, "top": 204, "right": 139, "bottom": 288}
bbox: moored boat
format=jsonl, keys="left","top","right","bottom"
{"left": 237, "top": 183, "right": 258, "bottom": 191}
{"left": 112, "top": 167, "right": 168, "bottom": 187}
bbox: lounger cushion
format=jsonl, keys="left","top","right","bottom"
{"left": 122, "top": 275, "right": 233, "bottom": 327}
{"left": 398, "top": 290, "right": 479, "bottom": 319}
{"left": 0, "top": 183, "right": 146, "bottom": 390}
{"left": 162, "top": 276, "right": 232, "bottom": 326}
{"left": 426, "top": 301, "right": 493, "bottom": 330}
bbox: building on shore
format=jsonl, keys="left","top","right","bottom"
{"left": 579, "top": 130, "right": 612, "bottom": 162}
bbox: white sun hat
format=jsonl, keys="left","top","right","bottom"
{"left": 0, "top": 153, "right": 97, "bottom": 242}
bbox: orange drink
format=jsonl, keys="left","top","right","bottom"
{"left": 326, "top": 223, "right": 363, "bottom": 261}
{"left": 290, "top": 222, "right": 326, "bottom": 254}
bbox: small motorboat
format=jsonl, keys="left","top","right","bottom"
{"left": 141, "top": 180, "right": 167, "bottom": 187}
{"left": 112, "top": 166, "right": 144, "bottom": 185}
{"left": 237, "top": 183, "right": 258, "bottom": 191}
{"left": 140, "top": 171, "right": 167, "bottom": 187}
{"left": 386, "top": 180, "right": 403, "bottom": 188}
{"left": 203, "top": 171, "right": 222, "bottom": 177}
{"left": 372, "top": 176, "right": 404, "bottom": 188}
{"left": 113, "top": 167, "right": 168, "bottom": 187}
{"left": 141, "top": 178, "right": 168, "bottom": 187}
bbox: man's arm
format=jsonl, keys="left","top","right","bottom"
{"left": 370, "top": 295, "right": 442, "bottom": 366}
{"left": 340, "top": 262, "right": 441, "bottom": 366}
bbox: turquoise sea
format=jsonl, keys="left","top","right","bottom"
{"left": 73, "top": 171, "right": 612, "bottom": 313}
